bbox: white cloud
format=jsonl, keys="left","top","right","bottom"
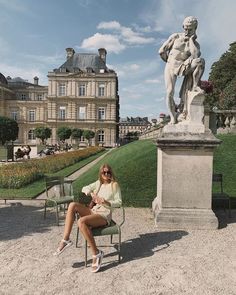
{"left": 80, "top": 33, "right": 125, "bottom": 54}
{"left": 83, "top": 20, "right": 156, "bottom": 53}
{"left": 97, "top": 21, "right": 121, "bottom": 30}
{"left": 120, "top": 27, "right": 155, "bottom": 45}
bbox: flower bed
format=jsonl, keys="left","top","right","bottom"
{"left": 0, "top": 146, "right": 104, "bottom": 188}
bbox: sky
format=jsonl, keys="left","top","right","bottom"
{"left": 0, "top": 0, "right": 236, "bottom": 120}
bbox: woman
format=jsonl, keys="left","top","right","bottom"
{"left": 53, "top": 163, "right": 122, "bottom": 273}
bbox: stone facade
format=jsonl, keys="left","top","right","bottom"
{"left": 0, "top": 48, "right": 119, "bottom": 147}
{"left": 119, "top": 117, "right": 151, "bottom": 139}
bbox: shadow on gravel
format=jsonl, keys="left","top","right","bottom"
{"left": 0, "top": 202, "right": 56, "bottom": 241}
{"left": 214, "top": 209, "right": 236, "bottom": 229}
{"left": 98, "top": 230, "right": 188, "bottom": 272}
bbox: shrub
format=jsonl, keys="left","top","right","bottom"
{"left": 0, "top": 146, "right": 104, "bottom": 188}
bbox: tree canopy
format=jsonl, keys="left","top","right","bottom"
{"left": 206, "top": 42, "right": 236, "bottom": 109}
{"left": 34, "top": 127, "right": 52, "bottom": 144}
{"left": 83, "top": 130, "right": 95, "bottom": 146}
{"left": 0, "top": 116, "right": 19, "bottom": 145}
{"left": 71, "top": 128, "right": 83, "bottom": 140}
{"left": 57, "top": 126, "right": 72, "bottom": 142}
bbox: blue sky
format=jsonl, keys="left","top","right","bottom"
{"left": 0, "top": 0, "right": 236, "bottom": 119}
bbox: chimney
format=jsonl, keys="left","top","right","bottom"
{"left": 66, "top": 47, "right": 75, "bottom": 60}
{"left": 34, "top": 76, "right": 39, "bottom": 85}
{"left": 98, "top": 48, "right": 107, "bottom": 63}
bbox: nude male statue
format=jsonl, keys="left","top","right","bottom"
{"left": 159, "top": 16, "right": 205, "bottom": 124}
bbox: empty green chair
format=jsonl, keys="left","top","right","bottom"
{"left": 44, "top": 176, "right": 74, "bottom": 225}
{"left": 212, "top": 173, "right": 231, "bottom": 217}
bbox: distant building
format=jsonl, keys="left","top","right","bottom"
{"left": 119, "top": 116, "right": 151, "bottom": 139}
{"left": 0, "top": 48, "right": 120, "bottom": 147}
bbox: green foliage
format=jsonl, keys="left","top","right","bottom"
{"left": 83, "top": 130, "right": 95, "bottom": 140}
{"left": 34, "top": 127, "right": 52, "bottom": 144}
{"left": 0, "top": 147, "right": 104, "bottom": 188}
{"left": 71, "top": 128, "right": 83, "bottom": 140}
{"left": 207, "top": 42, "right": 236, "bottom": 109}
{"left": 0, "top": 116, "right": 19, "bottom": 145}
{"left": 57, "top": 126, "right": 72, "bottom": 142}
{"left": 83, "top": 130, "right": 95, "bottom": 145}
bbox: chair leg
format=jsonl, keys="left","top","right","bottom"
{"left": 110, "top": 234, "right": 113, "bottom": 244}
{"left": 56, "top": 205, "right": 59, "bottom": 226}
{"left": 118, "top": 230, "right": 121, "bottom": 263}
{"left": 76, "top": 228, "right": 79, "bottom": 248}
{"left": 229, "top": 198, "right": 231, "bottom": 218}
{"left": 44, "top": 201, "right": 47, "bottom": 219}
{"left": 85, "top": 240, "right": 88, "bottom": 267}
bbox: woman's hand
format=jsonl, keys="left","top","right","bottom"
{"left": 91, "top": 193, "right": 104, "bottom": 204}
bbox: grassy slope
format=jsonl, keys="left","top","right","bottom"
{"left": 73, "top": 134, "right": 236, "bottom": 207}
{"left": 213, "top": 134, "right": 236, "bottom": 196}
{"left": 73, "top": 140, "right": 157, "bottom": 207}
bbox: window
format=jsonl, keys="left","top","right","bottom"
{"left": 29, "top": 110, "right": 35, "bottom": 122}
{"left": 98, "top": 130, "right": 105, "bottom": 142}
{"left": 59, "top": 83, "right": 66, "bottom": 96}
{"left": 37, "top": 94, "right": 43, "bottom": 101}
{"left": 59, "top": 106, "right": 66, "bottom": 120}
{"left": 28, "top": 130, "right": 36, "bottom": 140}
{"left": 79, "top": 84, "right": 86, "bottom": 96}
{"left": 98, "top": 83, "right": 105, "bottom": 96}
{"left": 78, "top": 106, "right": 86, "bottom": 120}
{"left": 98, "top": 107, "right": 105, "bottom": 120}
{"left": 21, "top": 94, "right": 27, "bottom": 100}
{"left": 11, "top": 111, "right": 18, "bottom": 121}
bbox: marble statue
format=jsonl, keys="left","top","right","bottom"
{"left": 159, "top": 16, "right": 205, "bottom": 124}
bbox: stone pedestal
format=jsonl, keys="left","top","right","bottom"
{"left": 152, "top": 131, "right": 221, "bottom": 229}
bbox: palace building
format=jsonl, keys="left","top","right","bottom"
{"left": 0, "top": 48, "right": 119, "bottom": 147}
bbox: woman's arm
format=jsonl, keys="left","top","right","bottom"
{"left": 82, "top": 180, "right": 100, "bottom": 195}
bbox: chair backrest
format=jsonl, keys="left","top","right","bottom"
{"left": 45, "top": 176, "right": 73, "bottom": 198}
{"left": 212, "top": 173, "right": 223, "bottom": 193}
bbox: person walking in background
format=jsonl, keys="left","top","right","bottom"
{"left": 53, "top": 163, "right": 122, "bottom": 273}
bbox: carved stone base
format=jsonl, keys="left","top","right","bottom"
{"left": 153, "top": 132, "right": 221, "bottom": 230}
{"left": 152, "top": 205, "right": 218, "bottom": 230}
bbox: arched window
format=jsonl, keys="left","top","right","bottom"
{"left": 28, "top": 129, "right": 36, "bottom": 140}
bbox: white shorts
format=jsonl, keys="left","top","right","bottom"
{"left": 91, "top": 204, "right": 112, "bottom": 225}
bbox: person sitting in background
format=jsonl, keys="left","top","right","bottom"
{"left": 53, "top": 163, "right": 122, "bottom": 273}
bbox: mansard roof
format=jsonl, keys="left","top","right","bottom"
{"left": 0, "top": 73, "right": 8, "bottom": 85}
{"left": 55, "top": 53, "right": 109, "bottom": 73}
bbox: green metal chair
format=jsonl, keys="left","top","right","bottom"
{"left": 44, "top": 176, "right": 74, "bottom": 225}
{"left": 76, "top": 206, "right": 125, "bottom": 266}
{"left": 212, "top": 173, "right": 231, "bottom": 217}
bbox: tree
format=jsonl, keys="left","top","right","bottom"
{"left": 206, "top": 42, "right": 236, "bottom": 109}
{"left": 71, "top": 128, "right": 83, "bottom": 142}
{"left": 0, "top": 116, "right": 19, "bottom": 145}
{"left": 57, "top": 126, "right": 72, "bottom": 142}
{"left": 34, "top": 127, "right": 52, "bottom": 144}
{"left": 83, "top": 129, "right": 95, "bottom": 146}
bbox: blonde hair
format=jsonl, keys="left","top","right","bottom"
{"left": 99, "top": 163, "right": 116, "bottom": 184}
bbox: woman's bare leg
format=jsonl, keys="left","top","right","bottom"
{"left": 58, "top": 202, "right": 91, "bottom": 251}
{"left": 78, "top": 214, "right": 107, "bottom": 255}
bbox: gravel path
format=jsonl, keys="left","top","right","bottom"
{"left": 0, "top": 200, "right": 236, "bottom": 295}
